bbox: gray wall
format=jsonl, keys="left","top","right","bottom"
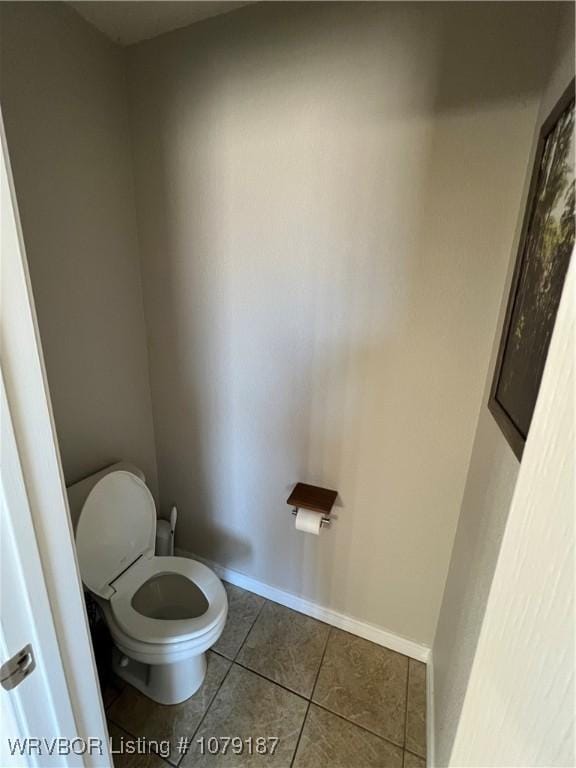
{"left": 127, "top": 2, "right": 558, "bottom": 645}
{"left": 432, "top": 5, "right": 574, "bottom": 762}
{"left": 0, "top": 3, "right": 158, "bottom": 493}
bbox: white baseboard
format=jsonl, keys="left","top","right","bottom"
{"left": 176, "top": 548, "right": 430, "bottom": 664}
{"left": 427, "top": 653, "right": 435, "bottom": 767}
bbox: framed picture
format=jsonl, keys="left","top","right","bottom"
{"left": 489, "top": 79, "right": 575, "bottom": 460}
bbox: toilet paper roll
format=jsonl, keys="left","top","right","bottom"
{"left": 295, "top": 508, "right": 322, "bottom": 535}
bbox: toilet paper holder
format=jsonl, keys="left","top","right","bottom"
{"left": 290, "top": 508, "right": 331, "bottom": 527}
{"left": 287, "top": 482, "right": 338, "bottom": 527}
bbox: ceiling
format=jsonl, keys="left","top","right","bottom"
{"left": 70, "top": 1, "right": 253, "bottom": 46}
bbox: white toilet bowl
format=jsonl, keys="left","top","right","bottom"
{"left": 73, "top": 468, "right": 227, "bottom": 705}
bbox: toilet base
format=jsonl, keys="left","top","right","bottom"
{"left": 112, "top": 647, "right": 207, "bottom": 705}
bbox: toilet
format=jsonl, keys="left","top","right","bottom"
{"left": 71, "top": 465, "right": 227, "bottom": 705}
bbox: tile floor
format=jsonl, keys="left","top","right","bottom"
{"left": 105, "top": 582, "right": 426, "bottom": 768}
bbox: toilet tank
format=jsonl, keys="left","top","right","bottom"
{"left": 66, "top": 461, "right": 145, "bottom": 531}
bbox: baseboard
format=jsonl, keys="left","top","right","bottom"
{"left": 427, "top": 653, "right": 435, "bottom": 767}
{"left": 176, "top": 548, "right": 431, "bottom": 664}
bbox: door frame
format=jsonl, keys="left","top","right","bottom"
{"left": 1, "top": 116, "right": 110, "bottom": 766}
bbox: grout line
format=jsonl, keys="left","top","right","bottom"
{"left": 232, "top": 592, "right": 268, "bottom": 662}
{"left": 310, "top": 700, "right": 406, "bottom": 752}
{"left": 106, "top": 715, "right": 137, "bottom": 738}
{"left": 210, "top": 648, "right": 231, "bottom": 661}
{"left": 309, "top": 626, "right": 332, "bottom": 703}
{"left": 209, "top": 597, "right": 266, "bottom": 663}
{"left": 403, "top": 657, "right": 411, "bottom": 750}
{"left": 289, "top": 626, "right": 333, "bottom": 768}
{"left": 230, "top": 659, "right": 309, "bottom": 703}
{"left": 290, "top": 701, "right": 311, "bottom": 768}
{"left": 176, "top": 656, "right": 236, "bottom": 767}
{"left": 103, "top": 682, "right": 124, "bottom": 713}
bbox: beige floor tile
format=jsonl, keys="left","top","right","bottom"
{"left": 107, "top": 652, "right": 230, "bottom": 765}
{"left": 212, "top": 583, "right": 265, "bottom": 659}
{"left": 237, "top": 601, "right": 330, "bottom": 697}
{"left": 182, "top": 664, "right": 308, "bottom": 767}
{"left": 108, "top": 723, "right": 171, "bottom": 768}
{"left": 405, "top": 659, "right": 426, "bottom": 758}
{"left": 312, "top": 629, "right": 408, "bottom": 746}
{"left": 404, "top": 750, "right": 426, "bottom": 768}
{"left": 293, "top": 704, "right": 403, "bottom": 768}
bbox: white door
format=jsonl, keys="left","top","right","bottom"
{"left": 1, "top": 372, "right": 83, "bottom": 767}
{"left": 1, "top": 119, "right": 111, "bottom": 766}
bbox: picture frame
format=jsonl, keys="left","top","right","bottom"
{"left": 489, "top": 78, "right": 575, "bottom": 460}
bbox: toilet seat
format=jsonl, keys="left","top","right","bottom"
{"left": 76, "top": 470, "right": 157, "bottom": 599}
{"left": 75, "top": 469, "right": 227, "bottom": 646}
{"left": 110, "top": 555, "right": 227, "bottom": 645}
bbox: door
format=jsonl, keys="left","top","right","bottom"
{"left": 1, "top": 118, "right": 111, "bottom": 766}
{"left": 1, "top": 372, "right": 83, "bottom": 767}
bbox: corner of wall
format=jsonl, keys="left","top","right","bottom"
{"left": 430, "top": 3, "right": 574, "bottom": 763}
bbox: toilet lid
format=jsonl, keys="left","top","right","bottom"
{"left": 76, "top": 471, "right": 156, "bottom": 599}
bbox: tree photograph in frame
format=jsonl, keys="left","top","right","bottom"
{"left": 489, "top": 79, "right": 575, "bottom": 460}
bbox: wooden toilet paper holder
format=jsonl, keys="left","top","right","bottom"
{"left": 287, "top": 483, "right": 338, "bottom": 527}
